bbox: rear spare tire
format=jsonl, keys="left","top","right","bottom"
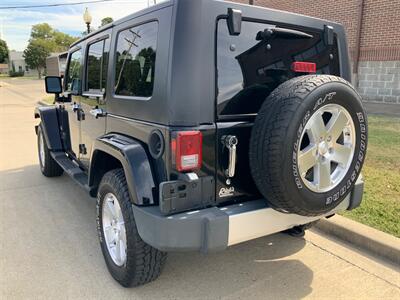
{"left": 249, "top": 75, "right": 367, "bottom": 216}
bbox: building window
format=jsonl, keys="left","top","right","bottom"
{"left": 114, "top": 21, "right": 158, "bottom": 97}
{"left": 25, "top": 66, "right": 29, "bottom": 72}
{"left": 18, "top": 66, "right": 22, "bottom": 72}
{"left": 86, "top": 38, "right": 110, "bottom": 92}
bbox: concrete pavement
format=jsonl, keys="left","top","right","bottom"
{"left": 1, "top": 78, "right": 399, "bottom": 299}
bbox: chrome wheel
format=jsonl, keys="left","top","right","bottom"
{"left": 39, "top": 131, "right": 46, "bottom": 168}
{"left": 297, "top": 104, "right": 356, "bottom": 193}
{"left": 102, "top": 193, "right": 127, "bottom": 266}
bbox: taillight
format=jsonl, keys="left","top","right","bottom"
{"left": 291, "top": 62, "right": 316, "bottom": 73}
{"left": 172, "top": 131, "right": 202, "bottom": 171}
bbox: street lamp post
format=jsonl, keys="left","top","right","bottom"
{"left": 83, "top": 7, "right": 92, "bottom": 34}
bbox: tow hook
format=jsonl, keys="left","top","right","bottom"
{"left": 222, "top": 135, "right": 238, "bottom": 178}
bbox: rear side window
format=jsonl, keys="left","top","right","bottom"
{"left": 217, "top": 19, "right": 340, "bottom": 117}
{"left": 65, "top": 48, "right": 82, "bottom": 93}
{"left": 86, "top": 38, "right": 110, "bottom": 92}
{"left": 114, "top": 22, "right": 158, "bottom": 97}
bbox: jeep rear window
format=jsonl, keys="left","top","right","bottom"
{"left": 216, "top": 19, "right": 340, "bottom": 117}
{"left": 114, "top": 21, "right": 158, "bottom": 98}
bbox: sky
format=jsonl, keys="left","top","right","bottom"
{"left": 0, "top": 0, "right": 160, "bottom": 51}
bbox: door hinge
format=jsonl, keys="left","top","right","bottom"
{"left": 79, "top": 144, "right": 87, "bottom": 155}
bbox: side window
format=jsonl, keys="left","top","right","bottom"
{"left": 66, "top": 49, "right": 83, "bottom": 93}
{"left": 86, "top": 38, "right": 110, "bottom": 92}
{"left": 114, "top": 22, "right": 158, "bottom": 97}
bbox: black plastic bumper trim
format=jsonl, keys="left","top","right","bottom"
{"left": 132, "top": 177, "right": 364, "bottom": 253}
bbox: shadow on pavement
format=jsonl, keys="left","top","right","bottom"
{"left": 0, "top": 164, "right": 313, "bottom": 299}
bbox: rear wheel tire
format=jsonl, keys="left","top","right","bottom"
{"left": 97, "top": 169, "right": 167, "bottom": 287}
{"left": 37, "top": 125, "right": 63, "bottom": 177}
{"left": 249, "top": 75, "right": 368, "bottom": 216}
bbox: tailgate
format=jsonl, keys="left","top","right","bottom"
{"left": 215, "top": 16, "right": 341, "bottom": 204}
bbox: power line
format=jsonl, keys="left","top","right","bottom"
{"left": 0, "top": 0, "right": 118, "bottom": 10}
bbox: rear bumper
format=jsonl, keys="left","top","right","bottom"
{"left": 132, "top": 176, "right": 364, "bottom": 253}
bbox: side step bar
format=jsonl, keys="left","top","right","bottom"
{"left": 50, "top": 151, "right": 90, "bottom": 192}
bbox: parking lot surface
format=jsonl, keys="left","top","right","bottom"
{"left": 1, "top": 78, "right": 399, "bottom": 299}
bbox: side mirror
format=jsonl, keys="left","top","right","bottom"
{"left": 45, "top": 76, "right": 62, "bottom": 94}
{"left": 227, "top": 8, "right": 242, "bottom": 36}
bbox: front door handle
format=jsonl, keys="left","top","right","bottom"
{"left": 89, "top": 107, "right": 106, "bottom": 119}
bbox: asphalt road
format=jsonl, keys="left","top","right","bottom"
{"left": 1, "top": 78, "right": 399, "bottom": 299}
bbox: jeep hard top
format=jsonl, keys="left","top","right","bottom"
{"left": 36, "top": 0, "right": 367, "bottom": 287}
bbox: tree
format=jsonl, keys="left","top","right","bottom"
{"left": 29, "top": 23, "right": 78, "bottom": 52}
{"left": 53, "top": 31, "right": 78, "bottom": 52}
{"left": 0, "top": 39, "right": 9, "bottom": 63}
{"left": 31, "top": 23, "right": 53, "bottom": 40}
{"left": 100, "top": 17, "right": 113, "bottom": 27}
{"left": 23, "top": 23, "right": 79, "bottom": 78}
{"left": 23, "top": 39, "right": 51, "bottom": 79}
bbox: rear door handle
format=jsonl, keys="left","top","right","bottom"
{"left": 222, "top": 135, "right": 238, "bottom": 178}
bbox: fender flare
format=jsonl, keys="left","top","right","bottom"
{"left": 89, "top": 134, "right": 156, "bottom": 205}
{"left": 34, "top": 106, "right": 63, "bottom": 151}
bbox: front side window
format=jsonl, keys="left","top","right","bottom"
{"left": 66, "top": 48, "right": 83, "bottom": 93}
{"left": 86, "top": 38, "right": 110, "bottom": 92}
{"left": 114, "top": 22, "right": 158, "bottom": 97}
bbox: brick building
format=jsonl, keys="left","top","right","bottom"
{"left": 231, "top": 0, "right": 400, "bottom": 104}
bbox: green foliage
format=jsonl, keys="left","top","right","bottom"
{"left": 8, "top": 70, "right": 24, "bottom": 77}
{"left": 341, "top": 115, "right": 400, "bottom": 237}
{"left": 100, "top": 17, "right": 113, "bottom": 27}
{"left": 28, "top": 23, "right": 79, "bottom": 52}
{"left": 0, "top": 39, "right": 9, "bottom": 63}
{"left": 53, "top": 31, "right": 78, "bottom": 52}
{"left": 23, "top": 39, "right": 51, "bottom": 78}
{"left": 31, "top": 23, "right": 54, "bottom": 40}
{"left": 23, "top": 23, "right": 79, "bottom": 78}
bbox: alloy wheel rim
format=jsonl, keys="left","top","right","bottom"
{"left": 297, "top": 104, "right": 356, "bottom": 193}
{"left": 102, "top": 193, "right": 127, "bottom": 266}
{"left": 39, "top": 132, "right": 46, "bottom": 167}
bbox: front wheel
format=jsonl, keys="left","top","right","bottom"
{"left": 37, "top": 125, "right": 63, "bottom": 177}
{"left": 97, "top": 169, "right": 167, "bottom": 287}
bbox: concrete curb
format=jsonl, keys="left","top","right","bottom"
{"left": 315, "top": 215, "right": 400, "bottom": 264}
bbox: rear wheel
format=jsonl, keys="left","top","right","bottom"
{"left": 97, "top": 169, "right": 167, "bottom": 287}
{"left": 249, "top": 75, "right": 367, "bottom": 216}
{"left": 37, "top": 125, "right": 63, "bottom": 177}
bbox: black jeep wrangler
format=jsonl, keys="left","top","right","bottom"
{"left": 35, "top": 0, "right": 367, "bottom": 287}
